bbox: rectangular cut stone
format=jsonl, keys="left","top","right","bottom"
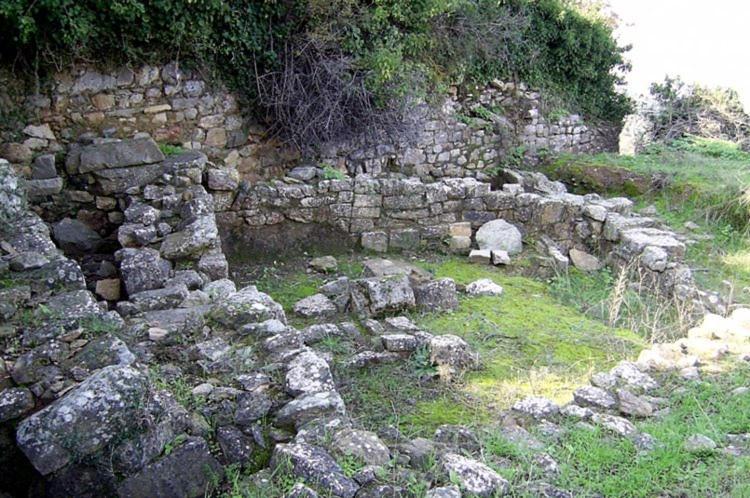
{"left": 78, "top": 138, "right": 165, "bottom": 173}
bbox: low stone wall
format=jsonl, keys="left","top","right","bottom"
{"left": 213, "top": 169, "right": 704, "bottom": 308}
{"left": 1, "top": 63, "right": 618, "bottom": 184}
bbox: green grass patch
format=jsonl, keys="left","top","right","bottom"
{"left": 552, "top": 363, "right": 750, "bottom": 497}
{"left": 412, "top": 259, "right": 643, "bottom": 411}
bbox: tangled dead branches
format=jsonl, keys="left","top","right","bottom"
{"left": 256, "top": 40, "right": 415, "bottom": 152}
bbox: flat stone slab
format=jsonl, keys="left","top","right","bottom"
{"left": 78, "top": 137, "right": 164, "bottom": 173}
{"left": 16, "top": 365, "right": 149, "bottom": 475}
{"left": 117, "top": 437, "right": 221, "bottom": 498}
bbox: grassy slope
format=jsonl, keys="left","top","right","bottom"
{"left": 543, "top": 137, "right": 750, "bottom": 301}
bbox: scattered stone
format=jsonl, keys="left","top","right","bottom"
{"left": 573, "top": 386, "right": 617, "bottom": 410}
{"left": 350, "top": 275, "right": 415, "bottom": 317}
{"left": 17, "top": 365, "right": 148, "bottom": 475}
{"left": 309, "top": 255, "right": 338, "bottom": 273}
{"left": 294, "top": 293, "right": 338, "bottom": 319}
{"left": 512, "top": 396, "right": 560, "bottom": 420}
{"left": 590, "top": 413, "right": 637, "bottom": 437}
{"left": 381, "top": 334, "right": 418, "bottom": 353}
{"left": 466, "top": 278, "right": 503, "bottom": 297}
{"left": 271, "top": 443, "right": 359, "bottom": 498}
{"left": 434, "top": 424, "right": 481, "bottom": 453}
{"left": 148, "top": 327, "right": 170, "bottom": 342}
{"left": 491, "top": 250, "right": 511, "bottom": 265}
{"left": 95, "top": 278, "right": 121, "bottom": 301}
{"left": 286, "top": 351, "right": 335, "bottom": 396}
{"left": 0, "top": 387, "right": 35, "bottom": 422}
{"left": 429, "top": 334, "right": 476, "bottom": 379}
{"left": 568, "top": 248, "right": 603, "bottom": 272}
{"left": 468, "top": 249, "right": 491, "bottom": 264}
{"left": 616, "top": 389, "right": 654, "bottom": 417}
{"left": 117, "top": 437, "right": 221, "bottom": 498}
{"left": 275, "top": 391, "right": 346, "bottom": 429}
{"left": 217, "top": 425, "right": 256, "bottom": 464}
{"left": 426, "top": 485, "right": 462, "bottom": 498}
{"left": 209, "top": 285, "right": 286, "bottom": 327}
{"left": 332, "top": 428, "right": 391, "bottom": 466}
{"left": 684, "top": 434, "right": 717, "bottom": 454}
{"left": 475, "top": 219, "right": 523, "bottom": 255}
{"left": 413, "top": 278, "right": 459, "bottom": 311}
{"left": 440, "top": 453, "right": 509, "bottom": 497}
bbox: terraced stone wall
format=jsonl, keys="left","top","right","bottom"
{"left": 1, "top": 63, "right": 618, "bottom": 187}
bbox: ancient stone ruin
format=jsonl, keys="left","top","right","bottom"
{"left": 0, "top": 64, "right": 743, "bottom": 497}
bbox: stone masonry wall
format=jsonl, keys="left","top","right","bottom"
{"left": 1, "top": 63, "right": 618, "bottom": 187}
{"left": 212, "top": 169, "right": 705, "bottom": 310}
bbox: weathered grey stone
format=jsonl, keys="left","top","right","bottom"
{"left": 590, "top": 413, "right": 637, "bottom": 437}
{"left": 512, "top": 396, "right": 560, "bottom": 420}
{"left": 117, "top": 436, "right": 222, "bottom": 498}
{"left": 0, "top": 387, "right": 35, "bottom": 422}
{"left": 78, "top": 138, "right": 165, "bottom": 173}
{"left": 426, "top": 485, "right": 462, "bottom": 498}
{"left": 209, "top": 285, "right": 286, "bottom": 326}
{"left": 332, "top": 428, "right": 390, "bottom": 466}
{"left": 617, "top": 389, "right": 654, "bottom": 417}
{"left": 361, "top": 232, "right": 388, "bottom": 252}
{"left": 610, "top": 361, "right": 659, "bottom": 391}
{"left": 119, "top": 284, "right": 189, "bottom": 315}
{"left": 319, "top": 277, "right": 351, "bottom": 312}
{"left": 430, "top": 335, "right": 477, "bottom": 379}
{"left": 435, "top": 424, "right": 481, "bottom": 453}
{"left": 294, "top": 293, "right": 338, "bottom": 319}
{"left": 271, "top": 443, "right": 359, "bottom": 498}
{"left": 119, "top": 248, "right": 171, "bottom": 296}
{"left": 573, "top": 386, "right": 617, "bottom": 410}
{"left": 26, "top": 177, "right": 63, "bottom": 197}
{"left": 288, "top": 166, "right": 318, "bottom": 182}
{"left": 466, "top": 278, "right": 503, "bottom": 296}
{"left": 641, "top": 245, "right": 668, "bottom": 272}
{"left": 52, "top": 218, "right": 103, "bottom": 254}
{"left": 569, "top": 248, "right": 602, "bottom": 272}
{"left": 491, "top": 250, "right": 511, "bottom": 265}
{"left": 684, "top": 434, "right": 717, "bottom": 453}
{"left": 198, "top": 250, "right": 229, "bottom": 280}
{"left": 414, "top": 278, "right": 459, "bottom": 311}
{"left": 94, "top": 163, "right": 163, "bottom": 194}
{"left": 468, "top": 249, "right": 491, "bottom": 264}
{"left": 275, "top": 391, "right": 346, "bottom": 429}
{"left": 160, "top": 216, "right": 218, "bottom": 259}
{"left": 381, "top": 334, "right": 418, "bottom": 352}
{"left": 207, "top": 167, "right": 239, "bottom": 191}
{"left": 217, "top": 425, "right": 256, "bottom": 464}
{"left": 285, "top": 351, "right": 335, "bottom": 396}
{"left": 17, "top": 365, "right": 149, "bottom": 475}
{"left": 203, "top": 278, "right": 237, "bottom": 300}
{"left": 124, "top": 202, "right": 160, "bottom": 225}
{"left": 32, "top": 154, "right": 57, "bottom": 179}
{"left": 9, "top": 251, "right": 49, "bottom": 271}
{"left": 235, "top": 390, "right": 273, "bottom": 426}
{"left": 441, "top": 453, "right": 508, "bottom": 497}
{"left": 350, "top": 275, "right": 416, "bottom": 317}
{"left": 309, "top": 255, "right": 338, "bottom": 273}
{"left": 475, "top": 219, "right": 523, "bottom": 255}
{"left": 24, "top": 123, "right": 56, "bottom": 140}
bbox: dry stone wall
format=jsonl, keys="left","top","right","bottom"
{"left": 1, "top": 63, "right": 618, "bottom": 186}
{"left": 213, "top": 169, "right": 705, "bottom": 310}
